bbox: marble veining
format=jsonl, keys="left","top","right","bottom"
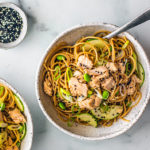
{"left": 0, "top": 0, "right": 150, "bottom": 150}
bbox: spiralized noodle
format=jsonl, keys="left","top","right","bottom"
{"left": 43, "top": 30, "right": 142, "bottom": 127}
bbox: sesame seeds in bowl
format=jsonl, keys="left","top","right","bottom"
{"left": 0, "top": 2, "right": 27, "bottom": 49}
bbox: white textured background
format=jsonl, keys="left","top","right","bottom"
{"left": 0, "top": 0, "right": 150, "bottom": 150}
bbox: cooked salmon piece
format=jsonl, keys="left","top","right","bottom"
{"left": 78, "top": 95, "right": 101, "bottom": 110}
{"left": 127, "top": 75, "right": 142, "bottom": 95}
{"left": 73, "top": 71, "right": 84, "bottom": 82}
{"left": 0, "top": 111, "right": 3, "bottom": 121}
{"left": 118, "top": 63, "right": 126, "bottom": 73}
{"left": 106, "top": 62, "right": 118, "bottom": 72}
{"left": 77, "top": 55, "right": 93, "bottom": 69}
{"left": 89, "top": 76, "right": 101, "bottom": 89}
{"left": 86, "top": 66, "right": 109, "bottom": 78}
{"left": 43, "top": 77, "right": 53, "bottom": 96}
{"left": 101, "top": 77, "right": 115, "bottom": 91}
{"left": 8, "top": 108, "right": 26, "bottom": 124}
{"left": 69, "top": 77, "right": 88, "bottom": 97}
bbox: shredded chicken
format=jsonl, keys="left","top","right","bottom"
{"left": 118, "top": 63, "right": 126, "bottom": 74}
{"left": 69, "top": 77, "right": 88, "bottom": 97}
{"left": 101, "top": 77, "right": 116, "bottom": 91}
{"left": 0, "top": 111, "right": 3, "bottom": 121}
{"left": 86, "top": 66, "right": 109, "bottom": 78}
{"left": 8, "top": 108, "right": 26, "bottom": 124}
{"left": 43, "top": 78, "right": 53, "bottom": 96}
{"left": 78, "top": 95, "right": 101, "bottom": 110}
{"left": 127, "top": 75, "right": 142, "bottom": 95}
{"left": 77, "top": 55, "right": 93, "bottom": 69}
{"left": 106, "top": 62, "right": 118, "bottom": 72}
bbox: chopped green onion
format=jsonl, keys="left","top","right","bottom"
{"left": 126, "top": 63, "right": 132, "bottom": 75}
{"left": 84, "top": 73, "right": 91, "bottom": 82}
{"left": 67, "top": 118, "right": 75, "bottom": 127}
{"left": 115, "top": 91, "right": 119, "bottom": 96}
{"left": 87, "top": 90, "right": 93, "bottom": 98}
{"left": 60, "top": 88, "right": 73, "bottom": 102}
{"left": 16, "top": 142, "right": 21, "bottom": 147}
{"left": 56, "top": 55, "right": 66, "bottom": 61}
{"left": 132, "top": 52, "right": 138, "bottom": 72}
{"left": 102, "top": 90, "right": 109, "bottom": 100}
{"left": 56, "top": 93, "right": 60, "bottom": 97}
{"left": 0, "top": 86, "right": 4, "bottom": 97}
{"left": 19, "top": 125, "right": 24, "bottom": 133}
{"left": 59, "top": 102, "right": 66, "bottom": 110}
{"left": 122, "top": 40, "right": 129, "bottom": 49}
{"left": 126, "top": 101, "right": 132, "bottom": 107}
{"left": 110, "top": 46, "right": 112, "bottom": 52}
{"left": 66, "top": 67, "right": 73, "bottom": 81}
{"left": 86, "top": 39, "right": 96, "bottom": 42}
{"left": 0, "top": 103, "right": 5, "bottom": 111}
{"left": 7, "top": 125, "right": 21, "bottom": 130}
{"left": 54, "top": 65, "right": 61, "bottom": 81}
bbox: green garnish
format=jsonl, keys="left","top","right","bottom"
{"left": 87, "top": 90, "right": 93, "bottom": 98}
{"left": 0, "top": 103, "right": 5, "bottom": 111}
{"left": 56, "top": 93, "right": 60, "bottom": 97}
{"left": 59, "top": 102, "right": 66, "bottom": 110}
{"left": 0, "top": 86, "right": 4, "bottom": 97}
{"left": 115, "top": 91, "right": 119, "bottom": 96}
{"left": 100, "top": 102, "right": 109, "bottom": 112}
{"left": 126, "top": 63, "right": 132, "bottom": 75}
{"left": 16, "top": 142, "right": 21, "bottom": 147}
{"left": 122, "top": 40, "right": 129, "bottom": 49}
{"left": 126, "top": 101, "right": 132, "bottom": 107}
{"left": 102, "top": 90, "right": 109, "bottom": 100}
{"left": 110, "top": 46, "right": 112, "bottom": 52}
{"left": 67, "top": 118, "right": 75, "bottom": 127}
{"left": 54, "top": 65, "right": 61, "bottom": 81}
{"left": 66, "top": 67, "right": 72, "bottom": 82}
{"left": 84, "top": 73, "right": 91, "bottom": 82}
{"left": 60, "top": 88, "right": 73, "bottom": 102}
{"left": 56, "top": 55, "right": 66, "bottom": 61}
{"left": 86, "top": 39, "right": 97, "bottom": 42}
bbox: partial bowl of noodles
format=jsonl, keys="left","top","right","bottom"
{"left": 36, "top": 23, "right": 150, "bottom": 140}
{"left": 0, "top": 78, "right": 33, "bottom": 149}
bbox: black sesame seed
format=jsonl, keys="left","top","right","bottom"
{"left": 0, "top": 7, "right": 23, "bottom": 43}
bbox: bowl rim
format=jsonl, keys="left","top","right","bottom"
{"left": 35, "top": 22, "right": 150, "bottom": 140}
{"left": 0, "top": 77, "right": 33, "bottom": 149}
{"left": 0, "top": 2, "right": 28, "bottom": 49}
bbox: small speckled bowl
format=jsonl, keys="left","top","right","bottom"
{"left": 36, "top": 23, "right": 150, "bottom": 140}
{"left": 0, "top": 2, "right": 27, "bottom": 49}
{"left": 0, "top": 78, "right": 33, "bottom": 149}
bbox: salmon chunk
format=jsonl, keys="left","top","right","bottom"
{"left": 73, "top": 71, "right": 84, "bottom": 82}
{"left": 89, "top": 76, "right": 101, "bottom": 89}
{"left": 86, "top": 66, "right": 109, "bottom": 78}
{"left": 43, "top": 77, "right": 53, "bottom": 96}
{"left": 9, "top": 108, "right": 26, "bottom": 124}
{"left": 69, "top": 77, "right": 88, "bottom": 97}
{"left": 101, "top": 77, "right": 115, "bottom": 91}
{"left": 77, "top": 55, "right": 93, "bottom": 69}
{"left": 106, "top": 62, "right": 118, "bottom": 72}
{"left": 127, "top": 75, "right": 142, "bottom": 95}
{"left": 118, "top": 63, "right": 126, "bottom": 74}
{"left": 78, "top": 95, "right": 101, "bottom": 110}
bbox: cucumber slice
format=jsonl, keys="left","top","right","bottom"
{"left": 82, "top": 39, "right": 106, "bottom": 51}
{"left": 77, "top": 113, "right": 97, "bottom": 127}
{"left": 137, "top": 62, "right": 145, "bottom": 87}
{"left": 91, "top": 105, "right": 123, "bottom": 120}
{"left": 20, "top": 123, "right": 27, "bottom": 140}
{"left": 14, "top": 94, "right": 24, "bottom": 112}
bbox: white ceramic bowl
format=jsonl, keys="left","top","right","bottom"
{"left": 36, "top": 23, "right": 150, "bottom": 140}
{"left": 0, "top": 2, "right": 28, "bottom": 49}
{"left": 0, "top": 78, "right": 33, "bottom": 149}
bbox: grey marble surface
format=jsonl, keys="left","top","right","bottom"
{"left": 0, "top": 0, "right": 150, "bottom": 149}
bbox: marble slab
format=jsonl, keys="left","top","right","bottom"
{"left": 0, "top": 0, "right": 150, "bottom": 149}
